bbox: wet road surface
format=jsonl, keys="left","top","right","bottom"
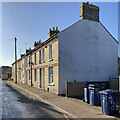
{"left": 1, "top": 81, "right": 69, "bottom": 119}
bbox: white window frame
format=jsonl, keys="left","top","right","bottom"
{"left": 48, "top": 67, "right": 54, "bottom": 85}
{"left": 34, "top": 69, "right": 37, "bottom": 82}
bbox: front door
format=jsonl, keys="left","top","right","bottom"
{"left": 42, "top": 68, "right": 45, "bottom": 89}
{"left": 25, "top": 71, "right": 27, "bottom": 84}
{"left": 40, "top": 68, "right": 42, "bottom": 88}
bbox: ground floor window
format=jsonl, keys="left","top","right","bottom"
{"left": 29, "top": 70, "right": 31, "bottom": 81}
{"left": 34, "top": 69, "right": 37, "bottom": 82}
{"left": 48, "top": 67, "right": 53, "bottom": 83}
{"left": 40, "top": 68, "right": 42, "bottom": 88}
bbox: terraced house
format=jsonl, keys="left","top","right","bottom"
{"left": 12, "top": 2, "right": 119, "bottom": 95}
{"left": 12, "top": 27, "right": 59, "bottom": 94}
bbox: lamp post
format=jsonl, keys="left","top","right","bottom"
{"left": 15, "top": 37, "right": 17, "bottom": 84}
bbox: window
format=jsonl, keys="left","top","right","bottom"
{"left": 49, "top": 44, "right": 52, "bottom": 60}
{"left": 34, "top": 53, "right": 36, "bottom": 65}
{"left": 48, "top": 67, "right": 53, "bottom": 83}
{"left": 19, "top": 72, "right": 21, "bottom": 80}
{"left": 42, "top": 49, "right": 45, "bottom": 62}
{"left": 25, "top": 58, "right": 27, "bottom": 67}
{"left": 39, "top": 50, "right": 41, "bottom": 64}
{"left": 29, "top": 70, "right": 31, "bottom": 81}
{"left": 29, "top": 56, "right": 31, "bottom": 67}
{"left": 22, "top": 71, "right": 24, "bottom": 79}
{"left": 34, "top": 69, "right": 37, "bottom": 82}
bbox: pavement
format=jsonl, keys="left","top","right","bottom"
{"left": 3, "top": 80, "right": 119, "bottom": 119}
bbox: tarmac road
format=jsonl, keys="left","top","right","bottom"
{"left": 1, "top": 80, "right": 69, "bottom": 119}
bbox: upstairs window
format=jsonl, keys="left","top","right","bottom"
{"left": 29, "top": 56, "right": 31, "bottom": 66}
{"left": 39, "top": 50, "right": 41, "bottom": 64}
{"left": 34, "top": 53, "right": 36, "bottom": 65}
{"left": 49, "top": 44, "right": 52, "bottom": 60}
{"left": 42, "top": 49, "right": 45, "bottom": 62}
{"left": 25, "top": 58, "right": 27, "bottom": 67}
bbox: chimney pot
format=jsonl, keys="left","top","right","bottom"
{"left": 39, "top": 40, "right": 41, "bottom": 44}
{"left": 53, "top": 27, "right": 55, "bottom": 31}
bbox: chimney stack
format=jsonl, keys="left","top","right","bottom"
{"left": 48, "top": 27, "right": 59, "bottom": 38}
{"left": 80, "top": 2, "right": 99, "bottom": 22}
{"left": 34, "top": 40, "right": 40, "bottom": 48}
{"left": 26, "top": 47, "right": 31, "bottom": 54}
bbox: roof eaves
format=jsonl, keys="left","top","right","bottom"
{"left": 100, "top": 22, "right": 119, "bottom": 44}
{"left": 11, "top": 32, "right": 58, "bottom": 65}
{"left": 60, "top": 19, "right": 81, "bottom": 33}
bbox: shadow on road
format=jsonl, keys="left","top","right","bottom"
{"left": 2, "top": 84, "right": 69, "bottom": 119}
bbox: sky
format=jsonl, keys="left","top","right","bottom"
{"left": 1, "top": 2, "right": 119, "bottom": 67}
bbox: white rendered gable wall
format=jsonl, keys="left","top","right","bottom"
{"left": 58, "top": 19, "right": 118, "bottom": 94}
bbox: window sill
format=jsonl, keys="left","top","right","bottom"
{"left": 48, "top": 82, "right": 54, "bottom": 86}
{"left": 42, "top": 61, "right": 45, "bottom": 63}
{"left": 49, "top": 59, "right": 53, "bottom": 62}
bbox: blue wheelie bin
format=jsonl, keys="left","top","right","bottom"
{"left": 89, "top": 84, "right": 101, "bottom": 106}
{"left": 84, "top": 84, "right": 89, "bottom": 103}
{"left": 99, "top": 89, "right": 117, "bottom": 115}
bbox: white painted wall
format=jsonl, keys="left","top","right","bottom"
{"left": 58, "top": 19, "right": 118, "bottom": 94}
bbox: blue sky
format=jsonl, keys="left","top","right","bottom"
{"left": 2, "top": 2, "right": 119, "bottom": 66}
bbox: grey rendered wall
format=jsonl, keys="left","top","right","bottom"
{"left": 58, "top": 19, "right": 118, "bottom": 94}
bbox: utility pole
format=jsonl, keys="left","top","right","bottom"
{"left": 15, "top": 37, "right": 17, "bottom": 84}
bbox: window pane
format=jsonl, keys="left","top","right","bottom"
{"left": 26, "top": 58, "right": 27, "bottom": 67}
{"left": 48, "top": 67, "right": 53, "bottom": 83}
{"left": 34, "top": 53, "right": 36, "bottom": 64}
{"left": 49, "top": 44, "right": 52, "bottom": 60}
{"left": 42, "top": 49, "right": 45, "bottom": 61}
{"left": 29, "top": 56, "right": 30, "bottom": 66}
{"left": 39, "top": 50, "right": 41, "bottom": 64}
{"left": 34, "top": 69, "right": 37, "bottom": 81}
{"left": 29, "top": 70, "right": 30, "bottom": 80}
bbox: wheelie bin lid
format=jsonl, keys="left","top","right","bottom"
{"left": 99, "top": 89, "right": 118, "bottom": 95}
{"left": 88, "top": 84, "right": 101, "bottom": 89}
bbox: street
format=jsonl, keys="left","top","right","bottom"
{"left": 1, "top": 80, "right": 69, "bottom": 119}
